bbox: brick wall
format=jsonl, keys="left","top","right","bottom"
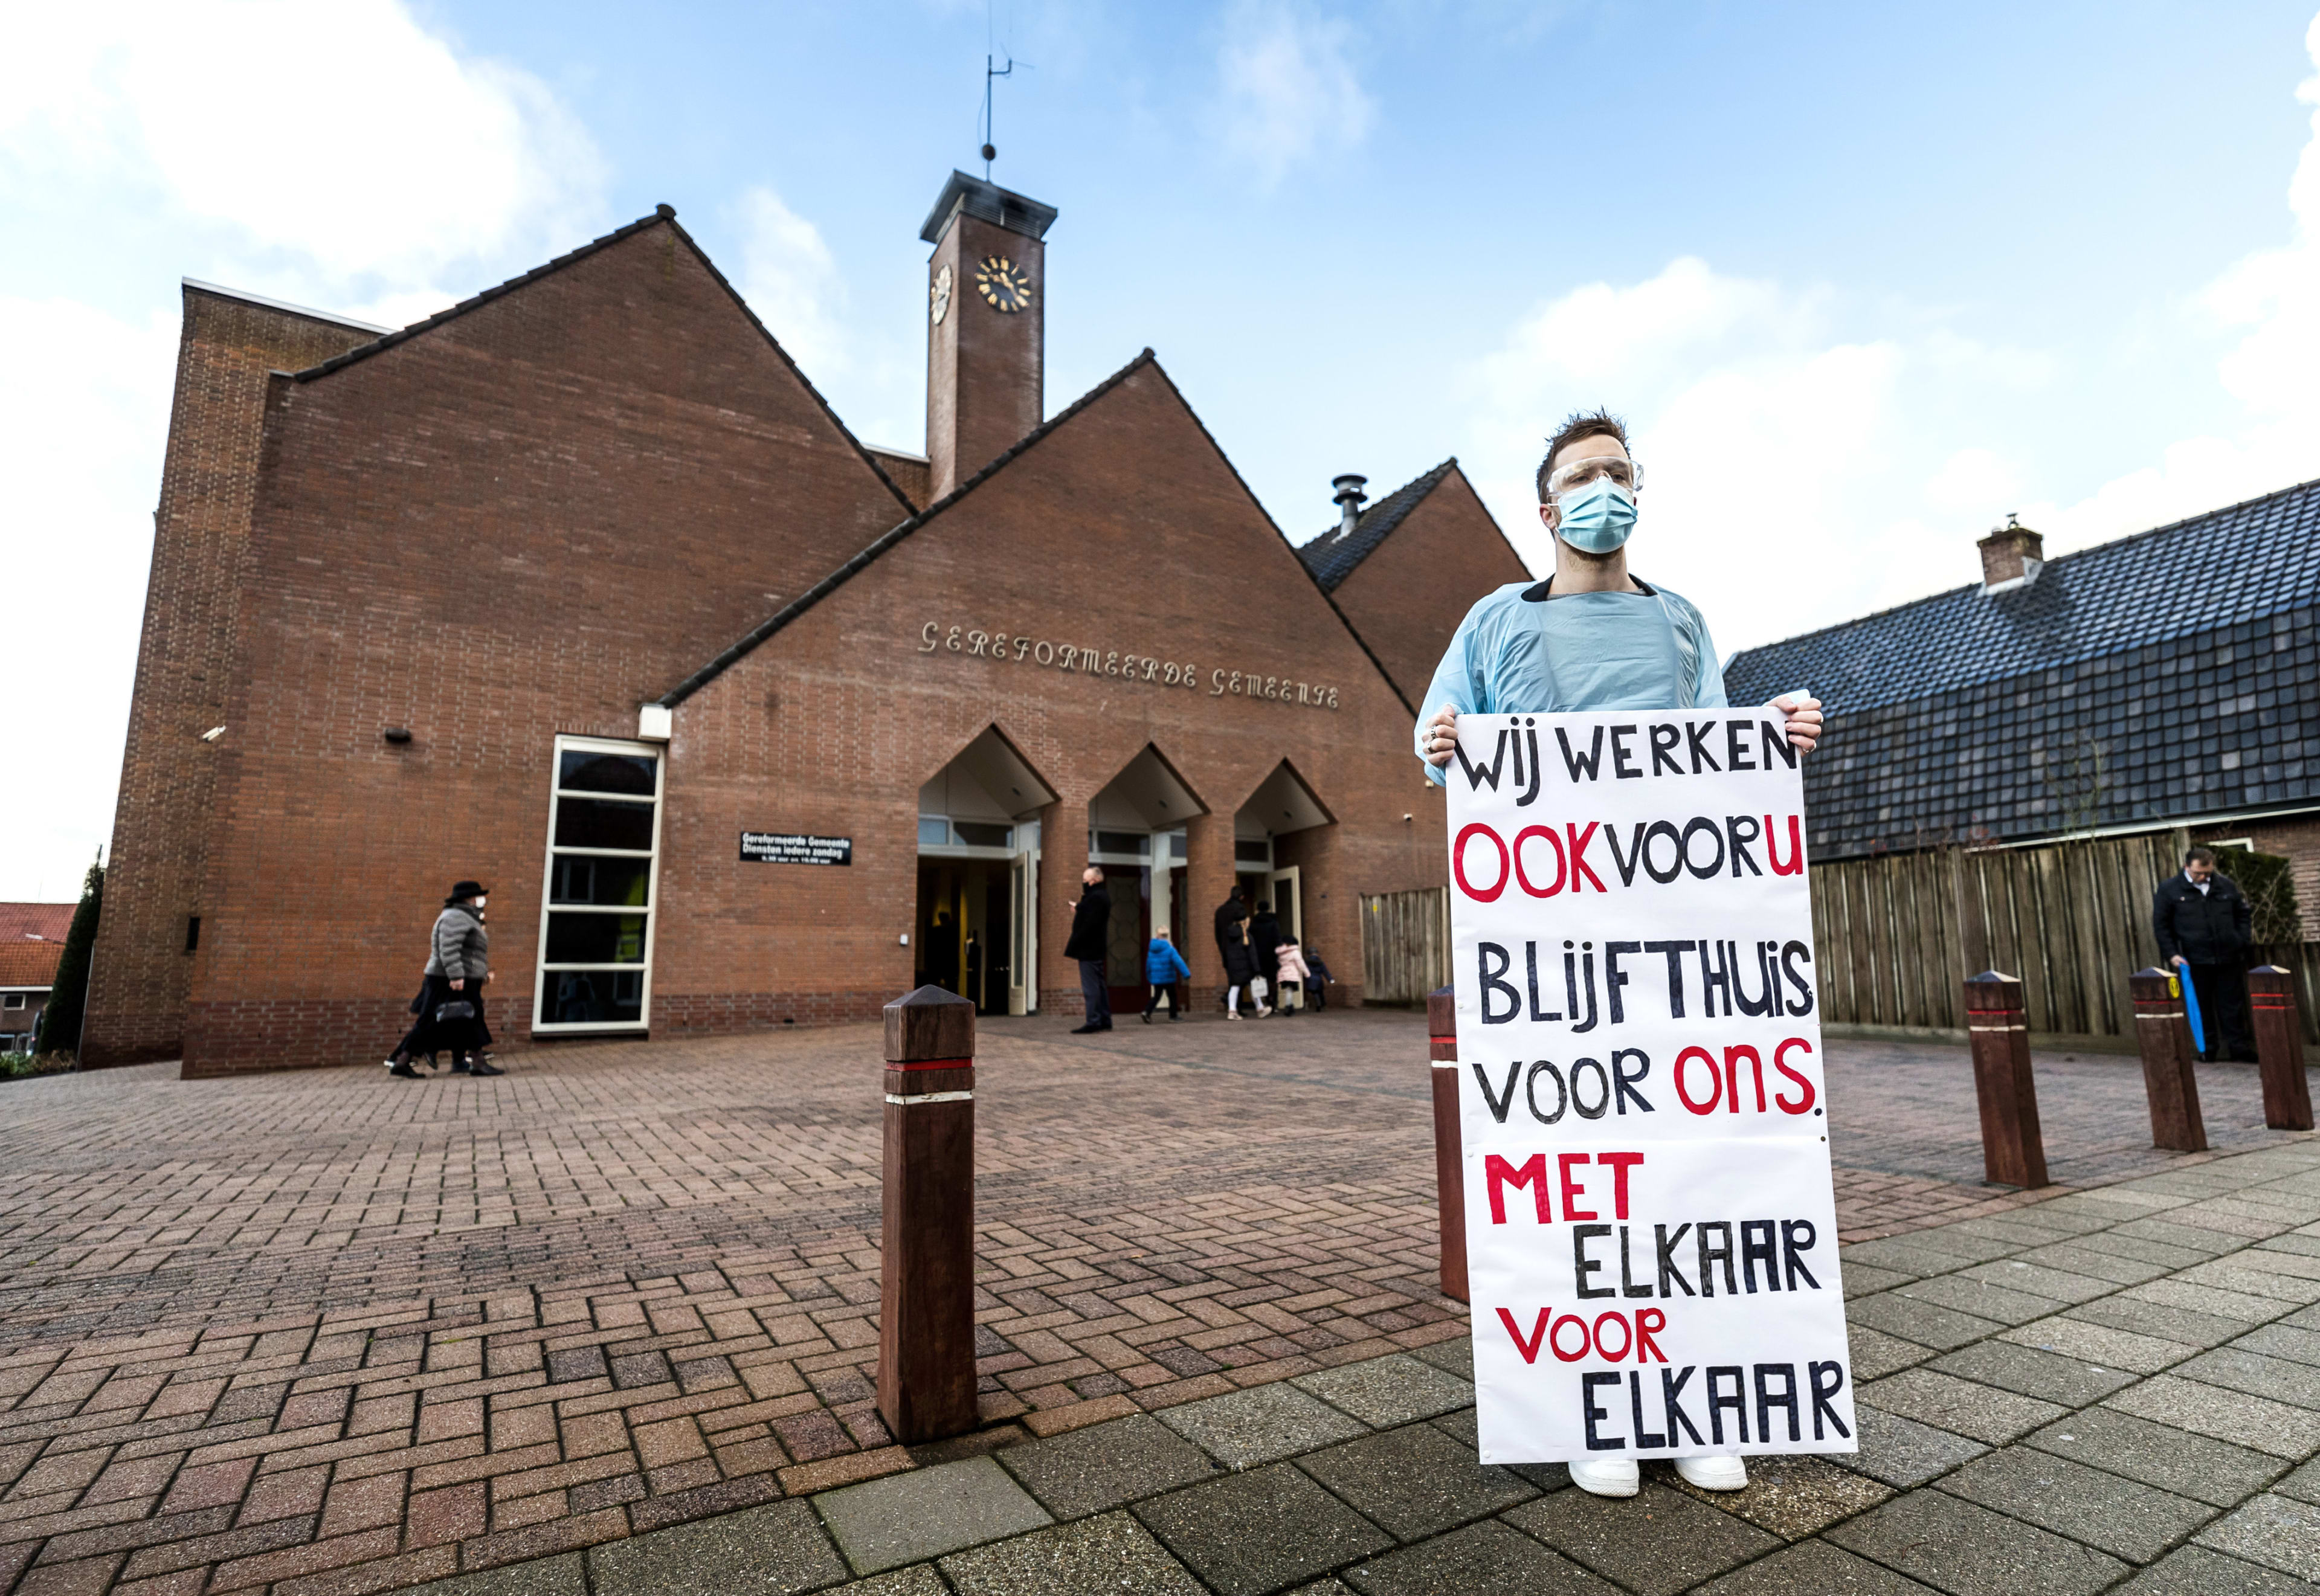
{"left": 82, "top": 289, "right": 378, "bottom": 1067}
{"left": 1327, "top": 466, "right": 1531, "bottom": 707}
{"left": 173, "top": 220, "right": 915, "bottom": 1075}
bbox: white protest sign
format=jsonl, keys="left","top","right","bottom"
{"left": 1444, "top": 709, "right": 1855, "bottom": 1464}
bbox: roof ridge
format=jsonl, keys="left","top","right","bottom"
{"left": 1729, "top": 472, "right": 2320, "bottom": 663}
{"left": 181, "top": 278, "right": 395, "bottom": 335}
{"left": 657, "top": 349, "right": 1161, "bottom": 708}
{"left": 1134, "top": 363, "right": 1418, "bottom": 719}
{"left": 288, "top": 205, "right": 916, "bottom": 515}
{"left": 1295, "top": 458, "right": 1463, "bottom": 594}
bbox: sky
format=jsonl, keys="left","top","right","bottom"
{"left": 3, "top": 0, "right": 2319, "bottom": 900}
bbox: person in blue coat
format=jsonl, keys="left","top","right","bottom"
{"left": 1417, "top": 410, "right": 1826, "bottom": 1501}
{"left": 1142, "top": 928, "right": 1192, "bottom": 1023}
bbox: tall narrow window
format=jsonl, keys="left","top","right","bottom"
{"left": 535, "top": 736, "right": 663, "bottom": 1032}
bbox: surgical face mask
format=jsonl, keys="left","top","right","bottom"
{"left": 1553, "top": 474, "right": 1638, "bottom": 553}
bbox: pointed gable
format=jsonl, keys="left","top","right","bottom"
{"left": 1309, "top": 462, "right": 1531, "bottom": 705}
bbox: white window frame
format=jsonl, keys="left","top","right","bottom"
{"left": 533, "top": 734, "right": 665, "bottom": 1034}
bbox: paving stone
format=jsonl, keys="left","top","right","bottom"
{"left": 2107, "top": 1544, "right": 2311, "bottom": 1595}
{"left": 1692, "top": 1538, "right": 1939, "bottom": 1594}
{"left": 1295, "top": 1421, "right": 1535, "bottom": 1542}
{"left": 1999, "top": 1316, "right": 2195, "bottom": 1375}
{"left": 1935, "top": 1445, "right": 2215, "bottom": 1565}
{"left": 2013, "top": 1243, "right": 2173, "bottom": 1287}
{"left": 2024, "top": 1407, "right": 2283, "bottom": 1507}
{"left": 1407, "top": 1337, "right": 1471, "bottom": 1381}
{"left": 1501, "top": 1479, "right": 1781, "bottom": 1596}
{"left": 1927, "top": 1340, "right": 2138, "bottom": 1407}
{"left": 1895, "top": 1275, "right": 2073, "bottom": 1327}
{"left": 816, "top": 1456, "right": 1054, "bottom": 1575}
{"left": 1292, "top": 1356, "right": 1473, "bottom": 1429}
{"left": 938, "top": 1510, "right": 1204, "bottom": 1595}
{"left": 2231, "top": 1322, "right": 2320, "bottom": 1368}
{"left": 1844, "top": 1293, "right": 2006, "bottom": 1352}
{"left": 1655, "top": 1452, "right": 1890, "bottom": 1540}
{"left": 1339, "top": 1517, "right": 1614, "bottom": 1595}
{"left": 996, "top": 1414, "right": 1219, "bottom": 1520}
{"left": 398, "top": 1552, "right": 588, "bottom": 1595}
{"left": 2176, "top": 1345, "right": 2320, "bottom": 1411}
{"left": 1858, "top": 1368, "right": 2066, "bottom": 1445}
{"left": 823, "top": 1569, "right": 949, "bottom": 1596}
{"left": 2106, "top": 1372, "right": 2320, "bottom": 1458}
{"left": 1955, "top": 1258, "right": 2116, "bottom": 1304}
{"left": 584, "top": 1500, "right": 846, "bottom": 1595}
{"left": 1845, "top": 1327, "right": 1936, "bottom": 1382}
{"left": 1835, "top": 1406, "right": 1986, "bottom": 1489}
{"left": 1826, "top": 1488, "right": 2128, "bottom": 1595}
{"left": 1133, "top": 1462, "right": 1392, "bottom": 1596}
{"left": 1157, "top": 1384, "right": 1367, "bottom": 1472}
{"left": 2062, "top": 1295, "right": 2252, "bottom": 1350}
{"left": 1837, "top": 1263, "right": 1915, "bottom": 1298}
{"left": 2191, "top": 1491, "right": 2320, "bottom": 1582}
{"left": 2068, "top": 1231, "right": 2219, "bottom": 1270}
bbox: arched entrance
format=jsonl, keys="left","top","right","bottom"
{"left": 918, "top": 727, "right": 1056, "bottom": 1014}
{"left": 1088, "top": 746, "right": 1207, "bottom": 1015}
{"left": 1235, "top": 761, "right": 1333, "bottom": 1004}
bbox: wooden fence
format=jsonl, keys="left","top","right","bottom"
{"left": 1360, "top": 887, "right": 1449, "bottom": 1005}
{"left": 1362, "top": 833, "right": 2320, "bottom": 1040}
{"left": 1811, "top": 833, "right": 2320, "bottom": 1045}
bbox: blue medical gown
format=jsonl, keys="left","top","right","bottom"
{"left": 1416, "top": 579, "right": 1729, "bottom": 784}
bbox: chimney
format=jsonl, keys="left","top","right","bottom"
{"left": 920, "top": 171, "right": 1058, "bottom": 501}
{"left": 1331, "top": 474, "right": 1368, "bottom": 536}
{"left": 1978, "top": 512, "right": 2044, "bottom": 595}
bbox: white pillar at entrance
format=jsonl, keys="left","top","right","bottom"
{"left": 1150, "top": 833, "right": 1173, "bottom": 936}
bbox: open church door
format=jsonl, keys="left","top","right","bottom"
{"left": 1010, "top": 826, "right": 1039, "bottom": 1015}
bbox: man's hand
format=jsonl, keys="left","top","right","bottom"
{"left": 1423, "top": 704, "right": 1459, "bottom": 767}
{"left": 2171, "top": 954, "right": 2189, "bottom": 968}
{"left": 450, "top": 979, "right": 465, "bottom": 991}
{"left": 1773, "top": 693, "right": 1823, "bottom": 754}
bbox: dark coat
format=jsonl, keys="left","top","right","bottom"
{"left": 1248, "top": 911, "right": 1284, "bottom": 959}
{"left": 2153, "top": 872, "right": 2252, "bottom": 965}
{"left": 1065, "top": 883, "right": 1112, "bottom": 962}
{"left": 1221, "top": 925, "right": 1255, "bottom": 984}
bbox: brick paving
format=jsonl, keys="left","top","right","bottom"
{"left": 0, "top": 1006, "right": 2310, "bottom": 1592}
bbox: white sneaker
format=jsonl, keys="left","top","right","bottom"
{"left": 1675, "top": 1455, "right": 1748, "bottom": 1491}
{"left": 1568, "top": 1458, "right": 1640, "bottom": 1498}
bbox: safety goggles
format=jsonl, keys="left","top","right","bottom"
{"left": 1547, "top": 455, "right": 1643, "bottom": 497}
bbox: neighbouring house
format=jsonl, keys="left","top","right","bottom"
{"left": 0, "top": 903, "right": 73, "bottom": 1052}
{"left": 1726, "top": 487, "right": 2320, "bottom": 906}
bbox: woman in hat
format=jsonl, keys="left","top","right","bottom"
{"left": 384, "top": 880, "right": 503, "bottom": 1077}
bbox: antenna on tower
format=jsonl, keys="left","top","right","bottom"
{"left": 979, "top": 0, "right": 1028, "bottom": 180}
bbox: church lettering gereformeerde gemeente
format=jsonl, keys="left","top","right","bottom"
{"left": 84, "top": 172, "right": 1528, "bottom": 1076}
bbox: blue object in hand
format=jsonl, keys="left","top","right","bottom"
{"left": 2177, "top": 965, "right": 2207, "bottom": 1055}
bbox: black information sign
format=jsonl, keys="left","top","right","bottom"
{"left": 740, "top": 832, "right": 852, "bottom": 866}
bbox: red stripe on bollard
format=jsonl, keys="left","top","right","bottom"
{"left": 2250, "top": 967, "right": 2314, "bottom": 1131}
{"left": 877, "top": 985, "right": 980, "bottom": 1444}
{"left": 2127, "top": 968, "right": 2207, "bottom": 1153}
{"left": 1427, "top": 986, "right": 1468, "bottom": 1303}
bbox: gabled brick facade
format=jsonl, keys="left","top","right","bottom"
{"left": 88, "top": 185, "right": 1519, "bottom": 1076}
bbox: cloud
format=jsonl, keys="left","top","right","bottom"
{"left": 0, "top": 297, "right": 178, "bottom": 899}
{"left": 1213, "top": 0, "right": 1375, "bottom": 187}
{"left": 0, "top": 0, "right": 607, "bottom": 901}
{"left": 2014, "top": 11, "right": 2320, "bottom": 550}
{"left": 733, "top": 185, "right": 848, "bottom": 377}
{"left": 0, "top": 0, "right": 605, "bottom": 307}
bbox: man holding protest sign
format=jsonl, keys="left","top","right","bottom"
{"left": 1417, "top": 412, "right": 1840, "bottom": 1499}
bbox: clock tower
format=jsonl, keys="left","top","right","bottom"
{"left": 921, "top": 171, "right": 1057, "bottom": 501}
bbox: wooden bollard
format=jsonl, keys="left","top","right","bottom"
{"left": 2128, "top": 968, "right": 2208, "bottom": 1153}
{"left": 2250, "top": 967, "right": 2314, "bottom": 1131}
{"left": 1428, "top": 985, "right": 1468, "bottom": 1303}
{"left": 1963, "top": 971, "right": 2049, "bottom": 1188}
{"left": 877, "top": 985, "right": 979, "bottom": 1443}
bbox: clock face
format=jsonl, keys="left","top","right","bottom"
{"left": 929, "top": 263, "right": 952, "bottom": 326}
{"left": 975, "top": 256, "right": 1034, "bottom": 314}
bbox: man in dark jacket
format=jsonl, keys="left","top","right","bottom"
{"left": 1065, "top": 867, "right": 1113, "bottom": 1034}
{"left": 2153, "top": 848, "right": 2256, "bottom": 1062}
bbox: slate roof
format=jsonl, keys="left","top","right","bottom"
{"left": 1295, "top": 460, "right": 1460, "bottom": 592}
{"left": 1724, "top": 477, "right": 2320, "bottom": 858}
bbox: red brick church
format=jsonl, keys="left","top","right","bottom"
{"left": 86, "top": 170, "right": 1529, "bottom": 1076}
